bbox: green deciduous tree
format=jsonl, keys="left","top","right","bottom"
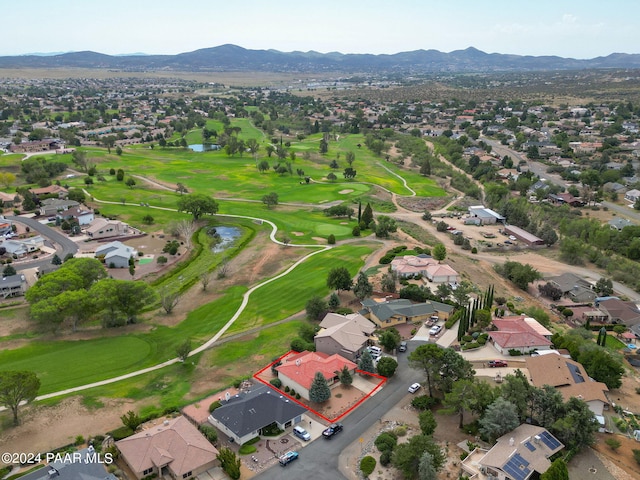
{"left": 577, "top": 346, "right": 624, "bottom": 389}
{"left": 176, "top": 193, "right": 219, "bottom": 220}
{"left": 432, "top": 243, "right": 446, "bottom": 262}
{"left": 262, "top": 192, "right": 279, "bottom": 209}
{"left": 176, "top": 339, "right": 192, "bottom": 361}
{"left": 552, "top": 397, "right": 598, "bottom": 450}
{"left": 375, "top": 215, "right": 397, "bottom": 238}
{"left": 120, "top": 410, "right": 142, "bottom": 430}
{"left": 379, "top": 328, "right": 401, "bottom": 352}
{"left": 306, "top": 295, "right": 328, "bottom": 320}
{"left": 0, "top": 371, "right": 40, "bottom": 425}
{"left": 376, "top": 356, "right": 398, "bottom": 378}
{"left": 326, "top": 266, "right": 352, "bottom": 292}
{"left": 309, "top": 371, "right": 331, "bottom": 403}
{"left": 540, "top": 458, "right": 569, "bottom": 480}
{"left": 594, "top": 277, "right": 614, "bottom": 296}
{"left": 217, "top": 447, "right": 241, "bottom": 480}
{"left": 392, "top": 435, "right": 444, "bottom": 479}
{"left": 418, "top": 410, "right": 437, "bottom": 436}
{"left": 500, "top": 370, "right": 531, "bottom": 422}
{"left": 408, "top": 344, "right": 444, "bottom": 397}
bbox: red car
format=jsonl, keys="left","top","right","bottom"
{"left": 488, "top": 360, "right": 507, "bottom": 367}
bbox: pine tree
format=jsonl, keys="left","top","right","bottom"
{"left": 357, "top": 201, "right": 362, "bottom": 223}
{"left": 353, "top": 272, "right": 373, "bottom": 300}
{"left": 361, "top": 203, "right": 374, "bottom": 228}
{"left": 358, "top": 350, "right": 376, "bottom": 374}
{"left": 328, "top": 292, "right": 340, "bottom": 311}
{"left": 309, "top": 371, "right": 331, "bottom": 403}
{"left": 339, "top": 365, "right": 353, "bottom": 387}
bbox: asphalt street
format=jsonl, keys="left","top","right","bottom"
{"left": 6, "top": 215, "right": 78, "bottom": 272}
{"left": 254, "top": 340, "right": 426, "bottom": 480}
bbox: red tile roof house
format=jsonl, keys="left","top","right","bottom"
{"left": 116, "top": 416, "right": 218, "bottom": 480}
{"left": 275, "top": 351, "right": 357, "bottom": 401}
{"left": 489, "top": 316, "right": 553, "bottom": 355}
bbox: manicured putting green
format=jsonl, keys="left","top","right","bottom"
{"left": 315, "top": 223, "right": 352, "bottom": 236}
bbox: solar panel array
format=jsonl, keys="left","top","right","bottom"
{"left": 524, "top": 441, "right": 536, "bottom": 452}
{"left": 566, "top": 362, "right": 585, "bottom": 383}
{"left": 502, "top": 453, "right": 531, "bottom": 480}
{"left": 539, "top": 430, "right": 562, "bottom": 450}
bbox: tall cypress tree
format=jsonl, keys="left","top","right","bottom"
{"left": 361, "top": 203, "right": 374, "bottom": 227}
{"left": 357, "top": 201, "right": 362, "bottom": 223}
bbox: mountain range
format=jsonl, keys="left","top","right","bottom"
{"left": 1, "top": 44, "right": 639, "bottom": 73}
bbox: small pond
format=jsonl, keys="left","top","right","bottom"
{"left": 189, "top": 144, "right": 221, "bottom": 152}
{"left": 208, "top": 226, "right": 241, "bottom": 252}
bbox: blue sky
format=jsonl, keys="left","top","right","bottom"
{"left": 5, "top": 0, "right": 638, "bottom": 58}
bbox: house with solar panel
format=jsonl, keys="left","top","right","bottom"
{"left": 526, "top": 354, "right": 610, "bottom": 418}
{"left": 461, "top": 424, "right": 563, "bottom": 480}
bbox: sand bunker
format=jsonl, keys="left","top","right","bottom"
{"left": 339, "top": 189, "right": 354, "bottom": 194}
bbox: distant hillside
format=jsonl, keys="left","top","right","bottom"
{"left": 1, "top": 44, "right": 639, "bottom": 73}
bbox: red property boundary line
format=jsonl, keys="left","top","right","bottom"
{"left": 253, "top": 350, "right": 387, "bottom": 423}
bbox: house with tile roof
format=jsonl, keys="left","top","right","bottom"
{"left": 361, "top": 298, "right": 454, "bottom": 329}
{"left": 275, "top": 351, "right": 356, "bottom": 401}
{"left": 208, "top": 384, "right": 307, "bottom": 445}
{"left": 390, "top": 254, "right": 434, "bottom": 278}
{"left": 116, "top": 416, "right": 218, "bottom": 480}
{"left": 488, "top": 315, "right": 553, "bottom": 355}
{"left": 462, "top": 424, "right": 563, "bottom": 480}
{"left": 315, "top": 312, "right": 375, "bottom": 361}
{"left": 526, "top": 354, "right": 609, "bottom": 416}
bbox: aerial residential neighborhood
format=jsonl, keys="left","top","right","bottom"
{"left": 2, "top": 4, "right": 640, "bottom": 480}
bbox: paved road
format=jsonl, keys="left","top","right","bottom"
{"left": 254, "top": 341, "right": 425, "bottom": 480}
{"left": 7, "top": 215, "right": 78, "bottom": 272}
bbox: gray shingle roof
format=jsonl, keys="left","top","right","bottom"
{"left": 210, "top": 385, "right": 306, "bottom": 438}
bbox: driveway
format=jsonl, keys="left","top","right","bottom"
{"left": 253, "top": 341, "right": 424, "bottom": 480}
{"left": 7, "top": 215, "right": 78, "bottom": 271}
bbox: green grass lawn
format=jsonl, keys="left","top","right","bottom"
{"left": 228, "top": 243, "right": 375, "bottom": 333}
{"left": 0, "top": 239, "right": 370, "bottom": 395}
{"left": 0, "top": 337, "right": 152, "bottom": 393}
{"left": 605, "top": 334, "right": 628, "bottom": 350}
{"left": 1, "top": 119, "right": 446, "bottom": 399}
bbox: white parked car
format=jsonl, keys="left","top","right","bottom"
{"left": 293, "top": 425, "right": 311, "bottom": 441}
{"left": 429, "top": 325, "right": 442, "bottom": 336}
{"left": 408, "top": 383, "right": 421, "bottom": 394}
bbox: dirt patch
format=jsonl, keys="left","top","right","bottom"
{"left": 0, "top": 397, "right": 135, "bottom": 458}
{"left": 346, "top": 394, "right": 471, "bottom": 480}
{"left": 593, "top": 433, "right": 640, "bottom": 479}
